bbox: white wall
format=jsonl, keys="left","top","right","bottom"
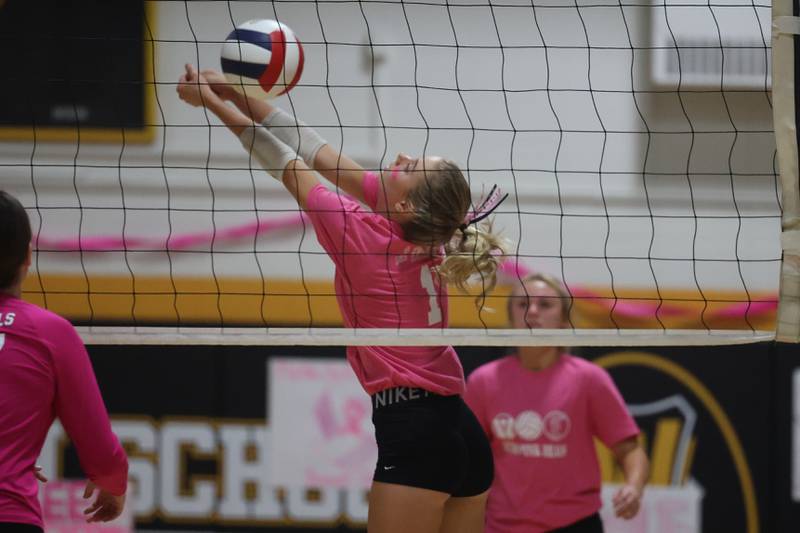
{"left": 1, "top": 0, "right": 780, "bottom": 294}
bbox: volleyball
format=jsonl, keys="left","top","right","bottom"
{"left": 221, "top": 19, "right": 304, "bottom": 100}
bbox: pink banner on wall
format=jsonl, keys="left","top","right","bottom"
{"left": 268, "top": 358, "right": 377, "bottom": 488}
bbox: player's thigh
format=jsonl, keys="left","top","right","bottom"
{"left": 367, "top": 481, "right": 449, "bottom": 533}
{"left": 439, "top": 489, "right": 489, "bottom": 533}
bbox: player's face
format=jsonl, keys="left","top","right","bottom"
{"left": 378, "top": 153, "right": 444, "bottom": 219}
{"left": 509, "top": 280, "right": 567, "bottom": 330}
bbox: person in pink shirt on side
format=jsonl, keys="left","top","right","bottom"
{"left": 0, "top": 191, "right": 129, "bottom": 533}
{"left": 465, "top": 273, "right": 649, "bottom": 533}
{"left": 177, "top": 65, "right": 509, "bottom": 533}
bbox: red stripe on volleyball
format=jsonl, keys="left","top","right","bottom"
{"left": 278, "top": 37, "right": 304, "bottom": 95}
{"left": 259, "top": 29, "right": 286, "bottom": 94}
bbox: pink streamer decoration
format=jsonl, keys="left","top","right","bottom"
{"left": 34, "top": 213, "right": 308, "bottom": 252}
{"left": 496, "top": 260, "right": 776, "bottom": 322}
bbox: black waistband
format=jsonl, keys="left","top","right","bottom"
{"left": 371, "top": 386, "right": 436, "bottom": 410}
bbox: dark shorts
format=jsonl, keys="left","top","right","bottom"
{"left": 370, "top": 386, "right": 494, "bottom": 497}
{"left": 550, "top": 513, "right": 604, "bottom": 533}
{"left": 0, "top": 524, "right": 43, "bottom": 533}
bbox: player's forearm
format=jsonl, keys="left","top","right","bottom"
{"left": 261, "top": 107, "right": 329, "bottom": 171}
{"left": 205, "top": 95, "right": 255, "bottom": 136}
{"left": 312, "top": 145, "right": 367, "bottom": 203}
{"left": 229, "top": 91, "right": 274, "bottom": 123}
{"left": 281, "top": 159, "right": 320, "bottom": 210}
{"left": 619, "top": 446, "right": 649, "bottom": 493}
{"left": 257, "top": 107, "right": 366, "bottom": 202}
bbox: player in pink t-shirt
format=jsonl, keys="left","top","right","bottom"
{"left": 465, "top": 274, "right": 649, "bottom": 533}
{"left": 0, "top": 191, "right": 129, "bottom": 533}
{"left": 178, "top": 65, "right": 510, "bottom": 533}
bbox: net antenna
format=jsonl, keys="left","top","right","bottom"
{"left": 773, "top": 0, "right": 800, "bottom": 342}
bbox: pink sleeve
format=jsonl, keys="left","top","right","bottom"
{"left": 362, "top": 171, "right": 380, "bottom": 211}
{"left": 306, "top": 184, "right": 358, "bottom": 259}
{"left": 305, "top": 182, "right": 387, "bottom": 260}
{"left": 47, "top": 316, "right": 128, "bottom": 495}
{"left": 464, "top": 371, "right": 491, "bottom": 437}
{"left": 588, "top": 366, "right": 639, "bottom": 448}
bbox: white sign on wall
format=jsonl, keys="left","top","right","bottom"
{"left": 650, "top": 0, "right": 771, "bottom": 89}
{"left": 268, "top": 358, "right": 377, "bottom": 488}
{"left": 600, "top": 481, "right": 704, "bottom": 533}
{"left": 793, "top": 368, "right": 800, "bottom": 502}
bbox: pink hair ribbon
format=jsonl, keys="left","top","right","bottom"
{"left": 460, "top": 184, "right": 508, "bottom": 231}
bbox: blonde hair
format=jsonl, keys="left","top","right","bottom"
{"left": 507, "top": 273, "right": 572, "bottom": 325}
{"left": 401, "top": 160, "right": 509, "bottom": 307}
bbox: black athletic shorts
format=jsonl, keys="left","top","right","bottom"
{"left": 370, "top": 386, "right": 494, "bottom": 497}
{"left": 550, "top": 512, "right": 604, "bottom": 533}
{"left": 0, "top": 523, "right": 43, "bottom": 533}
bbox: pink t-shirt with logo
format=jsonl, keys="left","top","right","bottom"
{"left": 0, "top": 294, "right": 128, "bottom": 528}
{"left": 464, "top": 354, "right": 639, "bottom": 533}
{"left": 304, "top": 171, "right": 464, "bottom": 396}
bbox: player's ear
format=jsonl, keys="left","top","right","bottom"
{"left": 395, "top": 199, "right": 414, "bottom": 215}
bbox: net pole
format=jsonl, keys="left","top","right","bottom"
{"left": 774, "top": 0, "right": 800, "bottom": 342}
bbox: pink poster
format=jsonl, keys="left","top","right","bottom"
{"left": 269, "top": 358, "right": 377, "bottom": 488}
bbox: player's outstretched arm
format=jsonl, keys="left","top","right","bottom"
{"left": 177, "top": 64, "right": 318, "bottom": 208}
{"left": 306, "top": 144, "right": 367, "bottom": 204}
{"left": 199, "top": 69, "right": 367, "bottom": 204}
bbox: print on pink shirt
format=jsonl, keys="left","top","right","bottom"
{"left": 491, "top": 410, "right": 571, "bottom": 459}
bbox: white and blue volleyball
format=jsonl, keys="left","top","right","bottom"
{"left": 221, "top": 19, "right": 304, "bottom": 100}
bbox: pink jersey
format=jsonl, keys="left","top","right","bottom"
{"left": 464, "top": 354, "right": 639, "bottom": 532}
{"left": 304, "top": 171, "right": 464, "bottom": 395}
{"left": 0, "top": 294, "right": 128, "bottom": 528}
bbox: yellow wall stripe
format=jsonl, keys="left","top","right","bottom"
{"left": 22, "top": 274, "right": 777, "bottom": 329}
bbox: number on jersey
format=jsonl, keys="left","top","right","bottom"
{"left": 420, "top": 267, "right": 443, "bottom": 326}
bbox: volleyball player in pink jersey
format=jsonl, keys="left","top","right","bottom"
{"left": 177, "top": 64, "right": 508, "bottom": 533}
{"left": 0, "top": 191, "right": 128, "bottom": 532}
{"left": 464, "top": 273, "right": 649, "bottom": 533}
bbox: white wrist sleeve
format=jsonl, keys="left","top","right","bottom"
{"left": 263, "top": 107, "right": 327, "bottom": 166}
{"left": 239, "top": 126, "right": 299, "bottom": 181}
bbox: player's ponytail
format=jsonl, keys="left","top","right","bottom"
{"left": 439, "top": 220, "right": 509, "bottom": 307}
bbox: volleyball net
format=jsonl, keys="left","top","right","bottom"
{"left": 1, "top": 0, "right": 795, "bottom": 346}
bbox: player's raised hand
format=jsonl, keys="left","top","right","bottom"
{"left": 177, "top": 64, "right": 218, "bottom": 108}
{"left": 200, "top": 68, "right": 238, "bottom": 101}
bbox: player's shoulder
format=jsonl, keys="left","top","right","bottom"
{"left": 17, "top": 300, "right": 77, "bottom": 339}
{"left": 562, "top": 354, "right": 612, "bottom": 381}
{"left": 468, "top": 355, "right": 517, "bottom": 382}
{"left": 308, "top": 183, "right": 366, "bottom": 213}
